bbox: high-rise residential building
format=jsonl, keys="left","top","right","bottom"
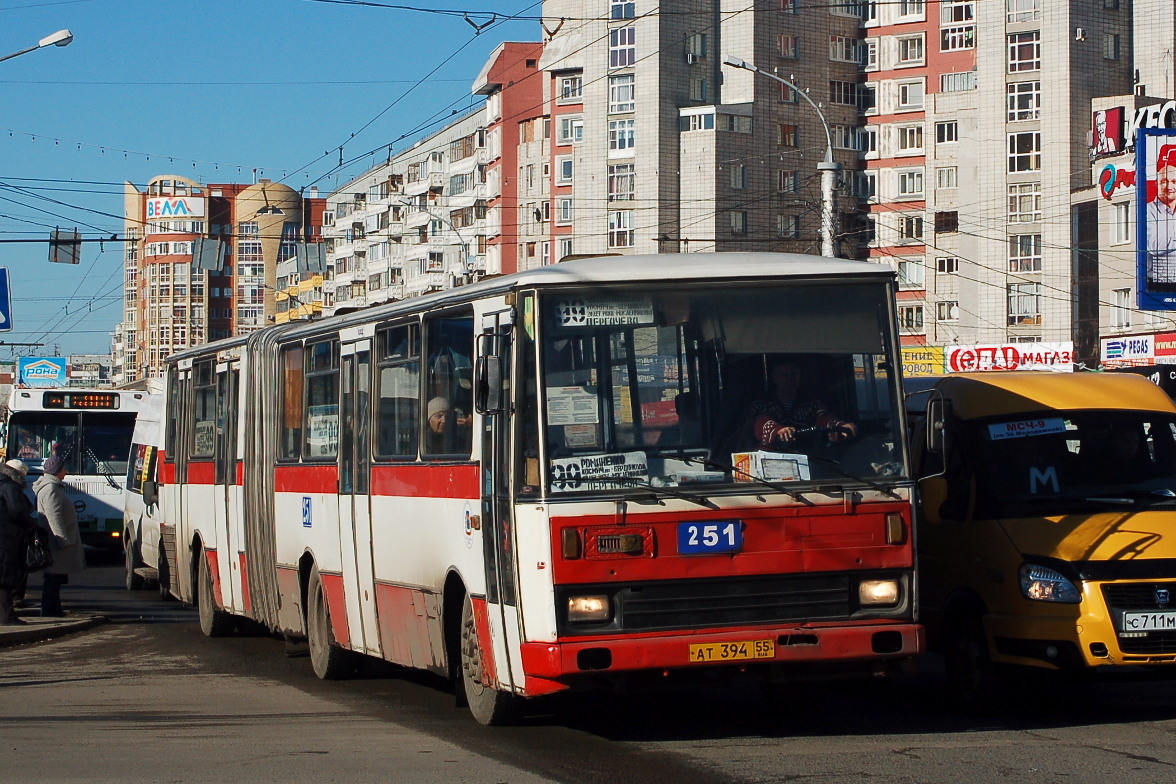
{"left": 115, "top": 176, "right": 325, "bottom": 383}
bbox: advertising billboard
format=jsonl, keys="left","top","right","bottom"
{"left": 1136, "top": 128, "right": 1176, "bottom": 309}
{"left": 17, "top": 357, "right": 67, "bottom": 387}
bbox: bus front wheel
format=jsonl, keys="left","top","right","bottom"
{"left": 124, "top": 533, "right": 144, "bottom": 591}
{"left": 459, "top": 594, "right": 518, "bottom": 726}
{"left": 197, "top": 552, "right": 234, "bottom": 637}
{"left": 307, "top": 566, "right": 357, "bottom": 680}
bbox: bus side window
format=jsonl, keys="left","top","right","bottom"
{"left": 376, "top": 323, "right": 420, "bottom": 458}
{"left": 423, "top": 312, "right": 474, "bottom": 457}
{"left": 279, "top": 344, "right": 304, "bottom": 460}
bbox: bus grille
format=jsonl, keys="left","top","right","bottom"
{"left": 1103, "top": 582, "right": 1176, "bottom": 655}
{"left": 556, "top": 573, "right": 907, "bottom": 635}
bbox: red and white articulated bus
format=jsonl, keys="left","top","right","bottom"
{"left": 151, "top": 252, "right": 919, "bottom": 724}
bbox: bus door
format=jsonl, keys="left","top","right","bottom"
{"left": 340, "top": 329, "right": 380, "bottom": 655}
{"left": 477, "top": 309, "right": 522, "bottom": 691}
{"left": 213, "top": 361, "right": 242, "bottom": 612}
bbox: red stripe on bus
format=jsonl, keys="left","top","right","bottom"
{"left": 187, "top": 461, "right": 215, "bottom": 485}
{"left": 236, "top": 461, "right": 244, "bottom": 486}
{"left": 470, "top": 595, "right": 498, "bottom": 688}
{"left": 239, "top": 552, "right": 250, "bottom": 614}
{"left": 374, "top": 583, "right": 442, "bottom": 670}
{"left": 159, "top": 461, "right": 175, "bottom": 484}
{"left": 370, "top": 463, "right": 479, "bottom": 498}
{"left": 275, "top": 464, "right": 338, "bottom": 494}
{"left": 319, "top": 571, "right": 351, "bottom": 648}
{"left": 204, "top": 548, "right": 224, "bottom": 608}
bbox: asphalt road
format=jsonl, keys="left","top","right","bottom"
{"left": 5, "top": 561, "right": 1176, "bottom": 784}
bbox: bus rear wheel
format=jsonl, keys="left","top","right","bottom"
{"left": 307, "top": 566, "right": 357, "bottom": 680}
{"left": 459, "top": 594, "right": 518, "bottom": 725}
{"left": 197, "top": 552, "right": 234, "bottom": 637}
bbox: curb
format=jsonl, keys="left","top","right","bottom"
{"left": 0, "top": 615, "right": 109, "bottom": 648}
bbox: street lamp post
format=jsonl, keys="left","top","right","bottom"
{"left": 0, "top": 29, "right": 74, "bottom": 64}
{"left": 722, "top": 55, "right": 841, "bottom": 258}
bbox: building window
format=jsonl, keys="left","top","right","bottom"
{"left": 1008, "top": 31, "right": 1041, "bottom": 72}
{"left": 777, "top": 170, "right": 799, "bottom": 193}
{"left": 608, "top": 163, "right": 636, "bottom": 201}
{"left": 680, "top": 111, "right": 715, "bottom": 131}
{"left": 1007, "top": 0, "right": 1041, "bottom": 22}
{"left": 555, "top": 155, "right": 574, "bottom": 185}
{"left": 557, "top": 117, "right": 584, "bottom": 144}
{"left": 609, "top": 74, "right": 636, "bottom": 113}
{"left": 830, "top": 80, "right": 858, "bottom": 105}
{"left": 940, "top": 71, "right": 976, "bottom": 92}
{"left": 730, "top": 211, "right": 749, "bottom": 235}
{"left": 559, "top": 76, "right": 583, "bottom": 103}
{"left": 1103, "top": 33, "right": 1120, "bottom": 61}
{"left": 937, "top": 256, "right": 959, "bottom": 274}
{"left": 859, "top": 84, "right": 877, "bottom": 112}
{"left": 779, "top": 82, "right": 798, "bottom": 103}
{"left": 941, "top": 26, "right": 975, "bottom": 51}
{"left": 941, "top": 0, "right": 974, "bottom": 22}
{"left": 863, "top": 39, "right": 878, "bottom": 69}
{"left": 898, "top": 80, "right": 925, "bottom": 109}
{"left": 610, "top": 1, "right": 635, "bottom": 19}
{"left": 935, "top": 121, "right": 958, "bottom": 144}
{"left": 832, "top": 124, "right": 857, "bottom": 150}
{"left": 936, "top": 167, "right": 958, "bottom": 190}
{"left": 608, "top": 210, "right": 634, "bottom": 247}
{"left": 899, "top": 304, "right": 925, "bottom": 334}
{"left": 777, "top": 214, "right": 800, "bottom": 238}
{"left": 729, "top": 164, "right": 748, "bottom": 190}
{"left": 898, "top": 215, "right": 924, "bottom": 241}
{"left": 721, "top": 114, "right": 753, "bottom": 133}
{"left": 1112, "top": 288, "right": 1132, "bottom": 328}
{"left": 686, "top": 32, "right": 707, "bottom": 58}
{"left": 1113, "top": 201, "right": 1131, "bottom": 244}
{"left": 1008, "top": 282, "right": 1042, "bottom": 325}
{"left": 777, "top": 123, "right": 798, "bottom": 147}
{"left": 609, "top": 26, "right": 636, "bottom": 68}
{"left": 936, "top": 301, "right": 960, "bottom": 321}
{"left": 898, "top": 35, "right": 925, "bottom": 65}
{"left": 1008, "top": 132, "right": 1041, "bottom": 172}
{"left": 690, "top": 77, "right": 709, "bottom": 102}
{"left": 898, "top": 125, "right": 924, "bottom": 153}
{"left": 830, "top": 36, "right": 858, "bottom": 62}
{"left": 1009, "top": 234, "right": 1043, "bottom": 272}
{"left": 855, "top": 171, "right": 877, "bottom": 199}
{"left": 899, "top": 0, "right": 925, "bottom": 18}
{"left": 857, "top": 127, "right": 878, "bottom": 155}
{"left": 778, "top": 0, "right": 799, "bottom": 13}
{"left": 898, "top": 169, "right": 925, "bottom": 197}
{"left": 1007, "top": 182, "right": 1042, "bottom": 222}
{"left": 898, "top": 258, "right": 925, "bottom": 289}
{"left": 608, "top": 119, "right": 636, "bottom": 154}
{"left": 777, "top": 34, "right": 798, "bottom": 58}
{"left": 559, "top": 238, "right": 573, "bottom": 260}
{"left": 1007, "top": 81, "right": 1041, "bottom": 121}
{"left": 934, "top": 211, "right": 959, "bottom": 233}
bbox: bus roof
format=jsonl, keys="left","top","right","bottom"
{"left": 6, "top": 387, "right": 149, "bottom": 414}
{"left": 931, "top": 372, "right": 1176, "bottom": 420}
{"left": 167, "top": 252, "right": 894, "bottom": 365}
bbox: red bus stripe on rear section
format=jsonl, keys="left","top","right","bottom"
{"left": 371, "top": 463, "right": 478, "bottom": 498}
{"left": 187, "top": 461, "right": 214, "bottom": 485}
{"left": 275, "top": 464, "right": 338, "bottom": 494}
{"left": 319, "top": 572, "right": 351, "bottom": 648}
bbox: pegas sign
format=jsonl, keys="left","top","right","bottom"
{"left": 946, "top": 342, "right": 1074, "bottom": 373}
{"left": 145, "top": 197, "right": 205, "bottom": 219}
{"left": 1102, "top": 334, "right": 1155, "bottom": 366}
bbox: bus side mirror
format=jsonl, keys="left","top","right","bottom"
{"left": 475, "top": 355, "right": 504, "bottom": 414}
{"left": 926, "top": 397, "right": 949, "bottom": 454}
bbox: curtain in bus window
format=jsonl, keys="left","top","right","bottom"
{"left": 280, "top": 345, "right": 304, "bottom": 460}
{"left": 423, "top": 314, "right": 474, "bottom": 457}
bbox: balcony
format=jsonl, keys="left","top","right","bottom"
{"left": 403, "top": 172, "right": 445, "bottom": 197}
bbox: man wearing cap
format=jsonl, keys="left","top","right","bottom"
{"left": 33, "top": 455, "right": 83, "bottom": 617}
{"left": 0, "top": 459, "right": 36, "bottom": 625}
{"left": 1147, "top": 144, "right": 1176, "bottom": 288}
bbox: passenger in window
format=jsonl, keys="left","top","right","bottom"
{"left": 747, "top": 356, "right": 857, "bottom": 449}
{"left": 426, "top": 397, "right": 471, "bottom": 454}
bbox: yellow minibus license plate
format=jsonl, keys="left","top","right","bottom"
{"left": 689, "top": 639, "right": 775, "bottom": 663}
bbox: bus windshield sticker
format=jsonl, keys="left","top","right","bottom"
{"left": 563, "top": 424, "right": 598, "bottom": 449}
{"left": 547, "top": 386, "right": 600, "bottom": 425}
{"left": 987, "top": 417, "right": 1067, "bottom": 441}
{"left": 550, "top": 451, "right": 649, "bottom": 492}
{"left": 554, "top": 295, "right": 655, "bottom": 328}
{"left": 194, "top": 420, "right": 216, "bottom": 456}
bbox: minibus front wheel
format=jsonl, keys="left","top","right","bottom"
{"left": 945, "top": 613, "right": 1009, "bottom": 713}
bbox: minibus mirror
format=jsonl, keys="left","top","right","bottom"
{"left": 142, "top": 479, "right": 158, "bottom": 508}
{"left": 475, "top": 355, "right": 504, "bottom": 414}
{"left": 926, "top": 397, "right": 948, "bottom": 454}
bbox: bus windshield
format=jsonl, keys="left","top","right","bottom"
{"left": 7, "top": 411, "right": 137, "bottom": 475}
{"left": 536, "top": 283, "right": 906, "bottom": 495}
{"left": 966, "top": 411, "right": 1176, "bottom": 517}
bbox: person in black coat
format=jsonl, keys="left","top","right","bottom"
{"left": 0, "top": 459, "right": 36, "bottom": 625}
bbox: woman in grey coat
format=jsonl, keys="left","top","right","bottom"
{"left": 33, "top": 455, "right": 84, "bottom": 617}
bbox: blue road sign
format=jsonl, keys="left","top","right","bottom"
{"left": 0, "top": 267, "right": 11, "bottom": 332}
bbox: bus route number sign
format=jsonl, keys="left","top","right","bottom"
{"left": 677, "top": 520, "right": 743, "bottom": 555}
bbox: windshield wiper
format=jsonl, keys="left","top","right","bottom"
{"left": 804, "top": 454, "right": 902, "bottom": 499}
{"left": 582, "top": 474, "right": 720, "bottom": 510}
{"left": 86, "top": 446, "right": 120, "bottom": 490}
{"left": 673, "top": 453, "right": 814, "bottom": 505}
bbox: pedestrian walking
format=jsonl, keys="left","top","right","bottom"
{"left": 0, "top": 459, "right": 36, "bottom": 625}
{"left": 33, "top": 455, "right": 84, "bottom": 617}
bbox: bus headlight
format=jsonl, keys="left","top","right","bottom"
{"left": 858, "top": 579, "right": 900, "bottom": 607}
{"left": 567, "top": 594, "right": 610, "bottom": 623}
{"left": 1019, "top": 564, "right": 1081, "bottom": 603}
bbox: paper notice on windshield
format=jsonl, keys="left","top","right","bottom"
{"left": 548, "top": 386, "right": 600, "bottom": 425}
{"left": 553, "top": 295, "right": 655, "bottom": 327}
{"left": 987, "top": 417, "right": 1067, "bottom": 441}
{"left": 550, "top": 451, "right": 649, "bottom": 492}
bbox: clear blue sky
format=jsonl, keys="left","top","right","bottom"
{"left": 0, "top": 0, "right": 538, "bottom": 358}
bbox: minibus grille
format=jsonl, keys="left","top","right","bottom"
{"left": 1102, "top": 582, "right": 1176, "bottom": 655}
{"left": 556, "top": 573, "right": 910, "bottom": 635}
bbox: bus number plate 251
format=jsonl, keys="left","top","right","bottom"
{"left": 677, "top": 520, "right": 743, "bottom": 555}
{"left": 689, "top": 639, "right": 775, "bottom": 663}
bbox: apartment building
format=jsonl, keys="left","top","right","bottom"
{"left": 114, "top": 176, "right": 325, "bottom": 383}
